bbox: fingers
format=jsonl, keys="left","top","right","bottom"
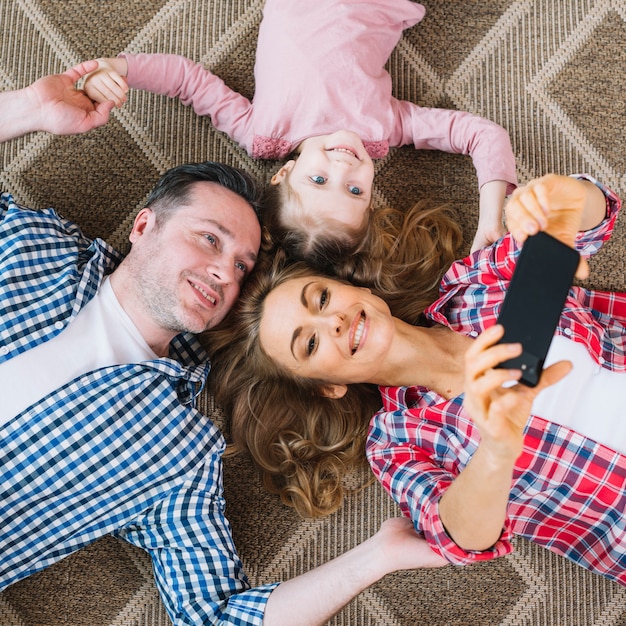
{"left": 84, "top": 72, "right": 128, "bottom": 107}
{"left": 465, "top": 325, "right": 520, "bottom": 373}
{"left": 87, "top": 100, "right": 115, "bottom": 129}
{"left": 535, "top": 360, "right": 572, "bottom": 392}
{"left": 575, "top": 256, "right": 589, "bottom": 281}
{"left": 62, "top": 60, "right": 100, "bottom": 84}
{"left": 505, "top": 184, "right": 549, "bottom": 242}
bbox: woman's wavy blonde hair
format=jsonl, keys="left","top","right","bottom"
{"left": 204, "top": 199, "right": 463, "bottom": 518}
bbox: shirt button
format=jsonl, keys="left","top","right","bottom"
{"left": 469, "top": 331, "right": 478, "bottom": 337}
{"left": 54, "top": 321, "right": 64, "bottom": 330}
{"left": 563, "top": 327, "right": 573, "bottom": 336}
{"left": 598, "top": 356, "right": 605, "bottom": 364}
{"left": 0, "top": 346, "right": 9, "bottom": 356}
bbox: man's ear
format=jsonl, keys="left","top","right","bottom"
{"left": 128, "top": 208, "right": 156, "bottom": 244}
{"left": 319, "top": 383, "right": 348, "bottom": 399}
{"left": 270, "top": 160, "right": 296, "bottom": 186}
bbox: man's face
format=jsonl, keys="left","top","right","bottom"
{"left": 128, "top": 181, "right": 261, "bottom": 339}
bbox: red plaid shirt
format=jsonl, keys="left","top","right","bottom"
{"left": 367, "top": 177, "right": 626, "bottom": 585}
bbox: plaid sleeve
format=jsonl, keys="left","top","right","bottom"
{"left": 572, "top": 174, "right": 621, "bottom": 255}
{"left": 119, "top": 457, "right": 277, "bottom": 626}
{"left": 367, "top": 397, "right": 514, "bottom": 566}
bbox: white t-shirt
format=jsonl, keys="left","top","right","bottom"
{"left": 0, "top": 277, "right": 157, "bottom": 423}
{"left": 532, "top": 335, "right": 626, "bottom": 454}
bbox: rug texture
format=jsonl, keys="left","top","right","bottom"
{"left": 1, "top": 0, "right": 625, "bottom": 625}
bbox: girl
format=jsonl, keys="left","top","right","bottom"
{"left": 205, "top": 174, "right": 626, "bottom": 586}
{"left": 83, "top": 0, "right": 516, "bottom": 259}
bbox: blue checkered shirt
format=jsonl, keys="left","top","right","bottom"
{"left": 0, "top": 193, "right": 276, "bottom": 625}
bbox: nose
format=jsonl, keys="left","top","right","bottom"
{"left": 325, "top": 311, "right": 346, "bottom": 335}
{"left": 207, "top": 255, "right": 235, "bottom": 286}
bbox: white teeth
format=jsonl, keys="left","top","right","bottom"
{"left": 192, "top": 282, "right": 216, "bottom": 304}
{"left": 352, "top": 315, "right": 365, "bottom": 354}
{"left": 330, "top": 147, "right": 358, "bottom": 159}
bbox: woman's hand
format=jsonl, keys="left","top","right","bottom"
{"left": 463, "top": 324, "right": 571, "bottom": 461}
{"left": 504, "top": 174, "right": 606, "bottom": 280}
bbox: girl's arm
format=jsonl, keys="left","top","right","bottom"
{"left": 473, "top": 179, "right": 508, "bottom": 252}
{"left": 120, "top": 53, "right": 254, "bottom": 149}
{"left": 393, "top": 102, "right": 518, "bottom": 250}
{"left": 438, "top": 325, "right": 571, "bottom": 551}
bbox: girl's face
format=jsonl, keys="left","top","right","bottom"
{"left": 271, "top": 131, "right": 375, "bottom": 233}
{"left": 259, "top": 275, "right": 396, "bottom": 387}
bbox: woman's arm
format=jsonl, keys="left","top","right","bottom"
{"left": 438, "top": 325, "right": 571, "bottom": 551}
{"left": 0, "top": 61, "right": 114, "bottom": 142}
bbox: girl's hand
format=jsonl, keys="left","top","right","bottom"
{"left": 83, "top": 59, "right": 128, "bottom": 107}
{"left": 463, "top": 325, "right": 571, "bottom": 461}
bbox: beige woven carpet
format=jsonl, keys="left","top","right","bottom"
{"left": 1, "top": 0, "right": 625, "bottom": 624}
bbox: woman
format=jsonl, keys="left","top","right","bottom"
{"left": 206, "top": 174, "right": 626, "bottom": 585}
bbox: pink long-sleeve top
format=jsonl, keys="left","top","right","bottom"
{"left": 123, "top": 0, "right": 517, "bottom": 192}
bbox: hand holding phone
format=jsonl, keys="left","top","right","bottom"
{"left": 495, "top": 232, "right": 580, "bottom": 387}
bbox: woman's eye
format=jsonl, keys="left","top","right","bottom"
{"left": 310, "top": 175, "right": 326, "bottom": 185}
{"left": 306, "top": 335, "right": 317, "bottom": 356}
{"left": 348, "top": 185, "right": 362, "bottom": 195}
{"left": 319, "top": 288, "right": 328, "bottom": 309}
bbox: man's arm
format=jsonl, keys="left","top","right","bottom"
{"left": 263, "top": 517, "right": 447, "bottom": 626}
{"left": 0, "top": 60, "right": 114, "bottom": 142}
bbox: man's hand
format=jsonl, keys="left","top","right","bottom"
{"left": 25, "top": 60, "right": 115, "bottom": 136}
{"left": 372, "top": 517, "right": 448, "bottom": 571}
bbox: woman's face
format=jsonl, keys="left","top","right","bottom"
{"left": 259, "top": 275, "right": 396, "bottom": 386}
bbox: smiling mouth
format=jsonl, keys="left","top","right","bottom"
{"left": 327, "top": 146, "right": 360, "bottom": 160}
{"left": 190, "top": 280, "right": 216, "bottom": 305}
{"left": 351, "top": 312, "right": 365, "bottom": 354}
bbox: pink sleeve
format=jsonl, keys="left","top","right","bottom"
{"left": 122, "top": 53, "right": 254, "bottom": 152}
{"left": 391, "top": 100, "right": 517, "bottom": 194}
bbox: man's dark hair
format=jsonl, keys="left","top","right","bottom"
{"left": 146, "top": 161, "right": 264, "bottom": 225}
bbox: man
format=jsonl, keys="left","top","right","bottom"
{"left": 0, "top": 62, "right": 445, "bottom": 625}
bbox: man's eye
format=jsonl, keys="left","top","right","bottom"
{"left": 306, "top": 335, "right": 317, "bottom": 356}
{"left": 310, "top": 175, "right": 326, "bottom": 185}
{"left": 235, "top": 261, "right": 247, "bottom": 274}
{"left": 204, "top": 234, "right": 217, "bottom": 245}
{"left": 348, "top": 185, "right": 362, "bottom": 195}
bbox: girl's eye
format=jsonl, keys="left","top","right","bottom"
{"left": 310, "top": 175, "right": 326, "bottom": 185}
{"left": 306, "top": 334, "right": 317, "bottom": 356}
{"left": 348, "top": 185, "right": 362, "bottom": 195}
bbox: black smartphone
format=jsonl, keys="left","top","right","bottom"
{"left": 495, "top": 231, "right": 580, "bottom": 387}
